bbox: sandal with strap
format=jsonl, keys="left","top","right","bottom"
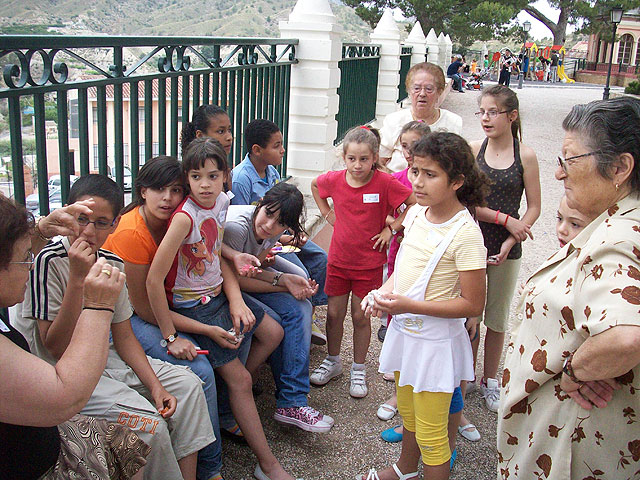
{"left": 376, "top": 403, "right": 398, "bottom": 421}
{"left": 355, "top": 463, "right": 419, "bottom": 480}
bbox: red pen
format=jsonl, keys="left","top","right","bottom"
{"left": 167, "top": 350, "right": 209, "bottom": 355}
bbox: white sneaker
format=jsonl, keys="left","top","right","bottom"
{"left": 466, "top": 379, "right": 477, "bottom": 394}
{"left": 310, "top": 358, "right": 343, "bottom": 386}
{"left": 349, "top": 367, "right": 368, "bottom": 398}
{"left": 480, "top": 377, "right": 500, "bottom": 412}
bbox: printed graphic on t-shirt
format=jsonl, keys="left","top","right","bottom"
{"left": 180, "top": 218, "right": 218, "bottom": 278}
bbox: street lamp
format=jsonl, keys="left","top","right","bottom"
{"left": 603, "top": 6, "right": 624, "bottom": 100}
{"left": 518, "top": 21, "right": 532, "bottom": 89}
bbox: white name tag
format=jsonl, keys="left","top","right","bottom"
{"left": 0, "top": 318, "right": 10, "bottom": 332}
{"left": 363, "top": 193, "right": 380, "bottom": 203}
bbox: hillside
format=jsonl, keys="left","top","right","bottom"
{"left": 0, "top": 0, "right": 372, "bottom": 41}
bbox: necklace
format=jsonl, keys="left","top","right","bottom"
{"left": 140, "top": 205, "right": 164, "bottom": 245}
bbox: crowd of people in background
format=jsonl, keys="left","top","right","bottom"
{"left": 1, "top": 61, "right": 639, "bottom": 480}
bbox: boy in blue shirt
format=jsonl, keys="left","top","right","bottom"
{"left": 231, "top": 120, "right": 328, "bottom": 344}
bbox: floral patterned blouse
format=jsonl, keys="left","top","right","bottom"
{"left": 498, "top": 194, "right": 640, "bottom": 479}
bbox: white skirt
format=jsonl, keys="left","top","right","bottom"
{"left": 379, "top": 314, "right": 474, "bottom": 393}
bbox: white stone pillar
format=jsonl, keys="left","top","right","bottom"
{"left": 445, "top": 34, "right": 453, "bottom": 65}
{"left": 279, "top": 0, "right": 342, "bottom": 193}
{"left": 405, "top": 22, "right": 426, "bottom": 66}
{"left": 438, "top": 32, "right": 447, "bottom": 68}
{"left": 426, "top": 28, "right": 439, "bottom": 65}
{"left": 370, "top": 9, "right": 401, "bottom": 125}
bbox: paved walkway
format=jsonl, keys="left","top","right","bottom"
{"left": 222, "top": 84, "right": 605, "bottom": 480}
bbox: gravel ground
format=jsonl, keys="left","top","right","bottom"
{"left": 220, "top": 83, "right": 605, "bottom": 480}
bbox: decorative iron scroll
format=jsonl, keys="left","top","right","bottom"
{"left": 0, "top": 36, "right": 297, "bottom": 91}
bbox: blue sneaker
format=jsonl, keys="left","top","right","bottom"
{"left": 381, "top": 425, "right": 403, "bottom": 443}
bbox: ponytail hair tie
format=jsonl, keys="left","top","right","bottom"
{"left": 360, "top": 126, "right": 371, "bottom": 131}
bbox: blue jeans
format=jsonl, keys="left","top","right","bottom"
{"left": 248, "top": 292, "right": 312, "bottom": 408}
{"left": 448, "top": 73, "right": 463, "bottom": 91}
{"left": 130, "top": 315, "right": 226, "bottom": 479}
{"left": 280, "top": 239, "right": 327, "bottom": 307}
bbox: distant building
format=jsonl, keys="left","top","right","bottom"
{"left": 578, "top": 9, "right": 640, "bottom": 87}
{"left": 567, "top": 40, "right": 588, "bottom": 59}
{"left": 45, "top": 77, "right": 192, "bottom": 178}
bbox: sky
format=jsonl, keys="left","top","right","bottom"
{"left": 517, "top": 0, "right": 576, "bottom": 41}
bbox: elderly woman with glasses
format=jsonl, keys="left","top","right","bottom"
{"left": 0, "top": 196, "right": 150, "bottom": 479}
{"left": 378, "top": 62, "right": 462, "bottom": 172}
{"left": 498, "top": 97, "right": 640, "bottom": 479}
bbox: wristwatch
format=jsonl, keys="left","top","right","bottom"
{"left": 160, "top": 332, "right": 179, "bottom": 347}
{"left": 272, "top": 272, "right": 283, "bottom": 286}
{"left": 388, "top": 225, "right": 398, "bottom": 235}
{"left": 562, "top": 352, "right": 583, "bottom": 385}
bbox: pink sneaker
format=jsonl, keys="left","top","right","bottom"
{"left": 273, "top": 406, "right": 333, "bottom": 433}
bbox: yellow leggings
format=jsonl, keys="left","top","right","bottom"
{"left": 395, "top": 372, "right": 452, "bottom": 466}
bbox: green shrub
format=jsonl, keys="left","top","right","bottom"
{"left": 625, "top": 80, "right": 640, "bottom": 95}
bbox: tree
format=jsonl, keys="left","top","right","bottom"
{"left": 344, "top": 0, "right": 526, "bottom": 45}
{"left": 523, "top": 0, "right": 640, "bottom": 46}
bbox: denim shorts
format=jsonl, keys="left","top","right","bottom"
{"left": 173, "top": 292, "right": 264, "bottom": 368}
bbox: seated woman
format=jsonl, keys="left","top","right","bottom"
{"left": 223, "top": 182, "right": 334, "bottom": 432}
{"left": 0, "top": 197, "right": 149, "bottom": 479}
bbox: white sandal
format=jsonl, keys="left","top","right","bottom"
{"left": 458, "top": 422, "right": 481, "bottom": 442}
{"left": 355, "top": 463, "right": 419, "bottom": 480}
{"left": 376, "top": 403, "right": 398, "bottom": 421}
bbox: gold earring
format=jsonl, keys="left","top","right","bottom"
{"left": 615, "top": 183, "right": 620, "bottom": 191}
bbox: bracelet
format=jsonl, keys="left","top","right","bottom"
{"left": 83, "top": 306, "right": 115, "bottom": 313}
{"left": 494, "top": 210, "right": 501, "bottom": 224}
{"left": 35, "top": 218, "right": 52, "bottom": 241}
{"left": 323, "top": 209, "right": 333, "bottom": 222}
{"left": 272, "top": 272, "right": 283, "bottom": 286}
{"left": 562, "top": 352, "right": 583, "bottom": 385}
{"left": 503, "top": 214, "right": 510, "bottom": 227}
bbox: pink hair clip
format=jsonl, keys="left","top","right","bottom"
{"left": 360, "top": 126, "right": 371, "bottom": 131}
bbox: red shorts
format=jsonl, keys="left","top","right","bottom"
{"left": 324, "top": 264, "right": 384, "bottom": 299}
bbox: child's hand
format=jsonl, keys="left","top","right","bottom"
{"left": 504, "top": 216, "right": 533, "bottom": 242}
{"left": 151, "top": 387, "right": 177, "bottom": 418}
{"left": 279, "top": 234, "right": 294, "bottom": 246}
{"left": 361, "top": 297, "right": 385, "bottom": 319}
{"left": 208, "top": 325, "right": 241, "bottom": 350}
{"left": 371, "top": 292, "right": 413, "bottom": 315}
{"left": 293, "top": 233, "right": 308, "bottom": 248}
{"left": 234, "top": 253, "right": 262, "bottom": 278}
{"left": 229, "top": 300, "right": 255, "bottom": 334}
{"left": 262, "top": 254, "right": 277, "bottom": 268}
{"left": 68, "top": 237, "right": 95, "bottom": 283}
{"left": 488, "top": 238, "right": 516, "bottom": 266}
{"left": 372, "top": 227, "right": 393, "bottom": 251}
{"left": 167, "top": 337, "right": 199, "bottom": 361}
{"left": 465, "top": 317, "right": 478, "bottom": 340}
{"left": 281, "top": 274, "right": 318, "bottom": 300}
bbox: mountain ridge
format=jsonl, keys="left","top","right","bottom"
{"left": 0, "top": 0, "right": 372, "bottom": 41}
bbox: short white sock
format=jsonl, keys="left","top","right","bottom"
{"left": 327, "top": 355, "right": 341, "bottom": 364}
{"left": 351, "top": 362, "right": 366, "bottom": 371}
